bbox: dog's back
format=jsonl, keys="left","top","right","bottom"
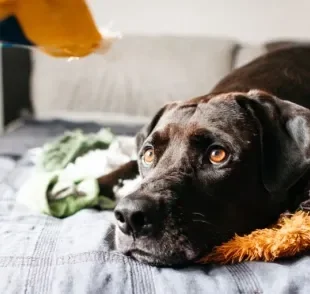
{"left": 212, "top": 45, "right": 310, "bottom": 109}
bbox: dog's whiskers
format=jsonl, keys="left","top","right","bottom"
{"left": 192, "top": 217, "right": 218, "bottom": 228}
{"left": 193, "top": 219, "right": 212, "bottom": 225}
{"left": 192, "top": 212, "right": 206, "bottom": 218}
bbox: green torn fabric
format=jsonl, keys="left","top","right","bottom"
{"left": 17, "top": 171, "right": 116, "bottom": 218}
{"left": 17, "top": 128, "right": 116, "bottom": 218}
{"left": 40, "top": 128, "right": 114, "bottom": 172}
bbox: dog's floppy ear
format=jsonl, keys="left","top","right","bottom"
{"left": 136, "top": 102, "right": 178, "bottom": 152}
{"left": 236, "top": 90, "right": 310, "bottom": 200}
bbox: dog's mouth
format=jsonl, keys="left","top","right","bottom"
{"left": 124, "top": 247, "right": 199, "bottom": 266}
{"left": 124, "top": 248, "right": 164, "bottom": 265}
{"left": 116, "top": 227, "right": 203, "bottom": 266}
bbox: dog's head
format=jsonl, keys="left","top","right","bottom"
{"left": 114, "top": 90, "right": 310, "bottom": 265}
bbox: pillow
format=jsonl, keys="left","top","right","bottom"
{"left": 31, "top": 35, "right": 237, "bottom": 120}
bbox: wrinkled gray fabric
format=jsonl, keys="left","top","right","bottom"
{"left": 0, "top": 118, "right": 142, "bottom": 157}
{"left": 1, "top": 120, "right": 310, "bottom": 294}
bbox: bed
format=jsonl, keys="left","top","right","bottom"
{"left": 1, "top": 37, "right": 310, "bottom": 294}
{"left": 0, "top": 118, "right": 309, "bottom": 293}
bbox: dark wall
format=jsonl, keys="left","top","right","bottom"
{"left": 1, "top": 47, "right": 32, "bottom": 125}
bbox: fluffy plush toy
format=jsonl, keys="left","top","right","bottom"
{"left": 0, "top": 0, "right": 119, "bottom": 57}
{"left": 200, "top": 211, "right": 310, "bottom": 264}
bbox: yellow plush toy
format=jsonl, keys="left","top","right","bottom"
{"left": 0, "top": 0, "right": 119, "bottom": 57}
{"left": 200, "top": 211, "right": 310, "bottom": 264}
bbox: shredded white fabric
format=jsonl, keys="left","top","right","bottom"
{"left": 29, "top": 135, "right": 142, "bottom": 199}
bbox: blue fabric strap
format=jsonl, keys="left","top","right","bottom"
{"left": 0, "top": 16, "right": 33, "bottom": 46}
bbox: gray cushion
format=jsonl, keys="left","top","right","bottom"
{"left": 31, "top": 35, "right": 237, "bottom": 119}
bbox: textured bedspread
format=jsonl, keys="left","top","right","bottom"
{"left": 1, "top": 119, "right": 310, "bottom": 294}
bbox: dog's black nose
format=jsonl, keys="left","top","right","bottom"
{"left": 114, "top": 196, "right": 158, "bottom": 237}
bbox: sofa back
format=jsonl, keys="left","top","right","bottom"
{"left": 2, "top": 35, "right": 274, "bottom": 127}
{"left": 31, "top": 35, "right": 237, "bottom": 123}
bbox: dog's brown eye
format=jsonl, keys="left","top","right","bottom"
{"left": 209, "top": 147, "right": 227, "bottom": 164}
{"left": 142, "top": 148, "right": 155, "bottom": 166}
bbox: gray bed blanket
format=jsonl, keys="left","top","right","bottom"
{"left": 1, "top": 119, "right": 310, "bottom": 294}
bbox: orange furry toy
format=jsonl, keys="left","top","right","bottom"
{"left": 199, "top": 211, "right": 310, "bottom": 264}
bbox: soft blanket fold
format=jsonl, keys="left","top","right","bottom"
{"left": 16, "top": 129, "right": 136, "bottom": 218}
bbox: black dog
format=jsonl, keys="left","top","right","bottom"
{"left": 114, "top": 45, "right": 310, "bottom": 266}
